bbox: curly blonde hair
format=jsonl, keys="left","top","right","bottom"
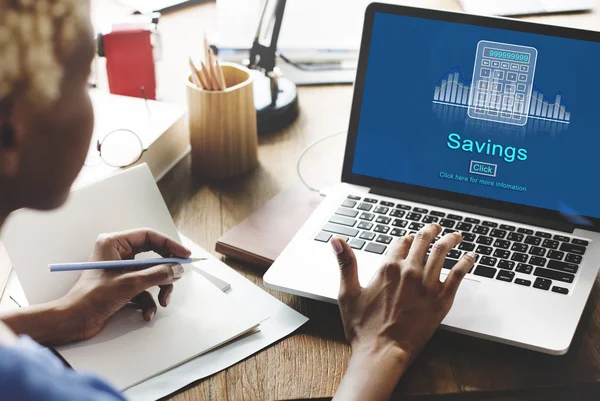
{"left": 0, "top": 0, "right": 89, "bottom": 107}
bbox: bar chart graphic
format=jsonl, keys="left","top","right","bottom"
{"left": 432, "top": 68, "right": 572, "bottom": 126}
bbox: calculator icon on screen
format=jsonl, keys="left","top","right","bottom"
{"left": 468, "top": 41, "right": 538, "bottom": 126}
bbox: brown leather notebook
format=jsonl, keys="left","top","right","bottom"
{"left": 215, "top": 186, "right": 322, "bottom": 269}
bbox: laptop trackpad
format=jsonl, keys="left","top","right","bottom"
{"left": 442, "top": 277, "right": 481, "bottom": 324}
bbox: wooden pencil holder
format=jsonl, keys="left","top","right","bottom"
{"left": 186, "top": 62, "right": 259, "bottom": 179}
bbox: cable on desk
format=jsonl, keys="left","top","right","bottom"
{"left": 296, "top": 130, "right": 346, "bottom": 195}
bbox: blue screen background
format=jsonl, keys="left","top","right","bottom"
{"left": 352, "top": 12, "right": 600, "bottom": 219}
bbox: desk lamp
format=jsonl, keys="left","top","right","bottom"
{"left": 245, "top": 0, "right": 299, "bottom": 134}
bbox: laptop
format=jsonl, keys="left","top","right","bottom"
{"left": 264, "top": 3, "right": 600, "bottom": 355}
{"left": 459, "top": 0, "right": 595, "bottom": 17}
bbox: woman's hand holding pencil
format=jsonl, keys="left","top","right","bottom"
{"left": 189, "top": 34, "right": 227, "bottom": 91}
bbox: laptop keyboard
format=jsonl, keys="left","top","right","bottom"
{"left": 314, "top": 195, "right": 591, "bottom": 295}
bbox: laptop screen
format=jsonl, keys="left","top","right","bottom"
{"left": 349, "top": 9, "right": 600, "bottom": 223}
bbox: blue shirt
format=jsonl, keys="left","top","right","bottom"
{"left": 0, "top": 336, "right": 125, "bottom": 401}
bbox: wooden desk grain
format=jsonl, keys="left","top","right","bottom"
{"left": 88, "top": 1, "right": 600, "bottom": 400}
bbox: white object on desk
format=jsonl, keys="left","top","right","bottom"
{"left": 459, "top": 0, "right": 594, "bottom": 16}
{"left": 1, "top": 164, "right": 260, "bottom": 390}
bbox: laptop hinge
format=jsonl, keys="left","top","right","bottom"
{"left": 370, "top": 187, "right": 576, "bottom": 234}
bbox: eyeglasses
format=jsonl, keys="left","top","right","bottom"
{"left": 85, "top": 129, "right": 145, "bottom": 168}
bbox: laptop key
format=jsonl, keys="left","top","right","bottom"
{"left": 430, "top": 211, "right": 445, "bottom": 217}
{"left": 448, "top": 249, "right": 462, "bottom": 259}
{"left": 534, "top": 267, "right": 574, "bottom": 283}
{"left": 336, "top": 207, "right": 359, "bottom": 218}
{"left": 347, "top": 195, "right": 361, "bottom": 200}
{"left": 364, "top": 198, "right": 378, "bottom": 204}
{"left": 359, "top": 231, "right": 376, "bottom": 241}
{"left": 314, "top": 232, "right": 332, "bottom": 243}
{"left": 476, "top": 236, "right": 493, "bottom": 245}
{"left": 323, "top": 224, "right": 359, "bottom": 237}
{"left": 392, "top": 219, "right": 408, "bottom": 228}
{"left": 341, "top": 199, "right": 357, "bottom": 208}
{"left": 516, "top": 263, "right": 533, "bottom": 274}
{"left": 390, "top": 210, "right": 405, "bottom": 218}
{"left": 572, "top": 239, "right": 589, "bottom": 246}
{"left": 440, "top": 219, "right": 456, "bottom": 228}
{"left": 376, "top": 235, "right": 393, "bottom": 245}
{"left": 349, "top": 239, "right": 366, "bottom": 250}
{"left": 476, "top": 245, "right": 493, "bottom": 255}
{"left": 474, "top": 265, "right": 497, "bottom": 278}
{"left": 458, "top": 242, "right": 476, "bottom": 251}
{"left": 456, "top": 222, "right": 473, "bottom": 231}
{"left": 380, "top": 201, "right": 395, "bottom": 207}
{"left": 507, "top": 232, "right": 524, "bottom": 242}
{"left": 565, "top": 253, "right": 582, "bottom": 264}
{"left": 496, "top": 270, "right": 515, "bottom": 282}
{"left": 498, "top": 260, "right": 515, "bottom": 270}
{"left": 357, "top": 203, "right": 373, "bottom": 211}
{"left": 462, "top": 233, "right": 476, "bottom": 242}
{"left": 465, "top": 217, "right": 480, "bottom": 224}
{"left": 480, "top": 256, "right": 497, "bottom": 267}
{"left": 517, "top": 228, "right": 534, "bottom": 235}
{"left": 414, "top": 207, "right": 428, "bottom": 214}
{"left": 554, "top": 235, "right": 570, "bottom": 242}
{"left": 422, "top": 215, "right": 439, "bottom": 224}
{"left": 529, "top": 256, "right": 547, "bottom": 267}
{"left": 559, "top": 243, "right": 586, "bottom": 256}
{"left": 511, "top": 243, "right": 528, "bottom": 253}
{"left": 409, "top": 222, "right": 425, "bottom": 231}
{"left": 329, "top": 215, "right": 357, "bottom": 227}
{"left": 535, "top": 231, "right": 552, "bottom": 239}
{"left": 500, "top": 224, "right": 516, "bottom": 231}
{"left": 493, "top": 249, "right": 510, "bottom": 259}
{"left": 490, "top": 229, "right": 507, "bottom": 239}
{"left": 494, "top": 239, "right": 510, "bottom": 249}
{"left": 511, "top": 252, "right": 528, "bottom": 262}
{"left": 374, "top": 206, "right": 389, "bottom": 215}
{"left": 547, "top": 250, "right": 564, "bottom": 260}
{"left": 406, "top": 213, "right": 422, "bottom": 221}
{"left": 365, "top": 242, "right": 386, "bottom": 254}
{"left": 533, "top": 278, "right": 552, "bottom": 291}
{"left": 552, "top": 286, "right": 569, "bottom": 295}
{"left": 443, "top": 229, "right": 457, "bottom": 236}
{"left": 547, "top": 260, "right": 578, "bottom": 274}
{"left": 482, "top": 221, "right": 498, "bottom": 228}
{"left": 473, "top": 226, "right": 489, "bottom": 235}
{"left": 396, "top": 204, "right": 411, "bottom": 210}
{"left": 515, "top": 278, "right": 532, "bottom": 287}
{"left": 357, "top": 222, "right": 373, "bottom": 230}
{"left": 374, "top": 225, "right": 390, "bottom": 234}
{"left": 447, "top": 214, "right": 463, "bottom": 221}
{"left": 529, "top": 247, "right": 546, "bottom": 257}
{"left": 390, "top": 228, "right": 407, "bottom": 237}
{"left": 376, "top": 216, "right": 391, "bottom": 224}
{"left": 524, "top": 236, "right": 542, "bottom": 246}
{"left": 359, "top": 213, "right": 375, "bottom": 221}
{"left": 542, "top": 239, "right": 559, "bottom": 250}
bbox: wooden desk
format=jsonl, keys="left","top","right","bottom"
{"left": 94, "top": 1, "right": 600, "bottom": 400}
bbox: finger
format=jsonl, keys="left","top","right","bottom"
{"left": 385, "top": 235, "right": 414, "bottom": 263}
{"left": 407, "top": 224, "right": 442, "bottom": 265}
{"left": 158, "top": 284, "right": 174, "bottom": 307}
{"left": 424, "top": 232, "right": 463, "bottom": 286}
{"left": 112, "top": 229, "right": 192, "bottom": 259}
{"left": 124, "top": 263, "right": 184, "bottom": 294}
{"left": 331, "top": 237, "right": 362, "bottom": 299}
{"left": 441, "top": 251, "right": 477, "bottom": 300}
{"left": 131, "top": 291, "right": 157, "bottom": 321}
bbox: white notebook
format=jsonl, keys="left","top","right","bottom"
{"left": 1, "top": 165, "right": 263, "bottom": 390}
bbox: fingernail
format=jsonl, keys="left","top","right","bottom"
{"left": 331, "top": 238, "right": 344, "bottom": 255}
{"left": 165, "top": 292, "right": 172, "bottom": 306}
{"left": 467, "top": 252, "right": 477, "bottom": 260}
{"left": 171, "top": 264, "right": 184, "bottom": 279}
{"left": 149, "top": 311, "right": 155, "bottom": 321}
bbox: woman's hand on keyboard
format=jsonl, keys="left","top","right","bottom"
{"left": 331, "top": 223, "right": 476, "bottom": 401}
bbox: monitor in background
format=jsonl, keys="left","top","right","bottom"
{"left": 350, "top": 11, "right": 600, "bottom": 221}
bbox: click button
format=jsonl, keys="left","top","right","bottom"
{"left": 470, "top": 161, "right": 497, "bottom": 177}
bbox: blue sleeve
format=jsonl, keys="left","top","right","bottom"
{"left": 0, "top": 336, "right": 126, "bottom": 401}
